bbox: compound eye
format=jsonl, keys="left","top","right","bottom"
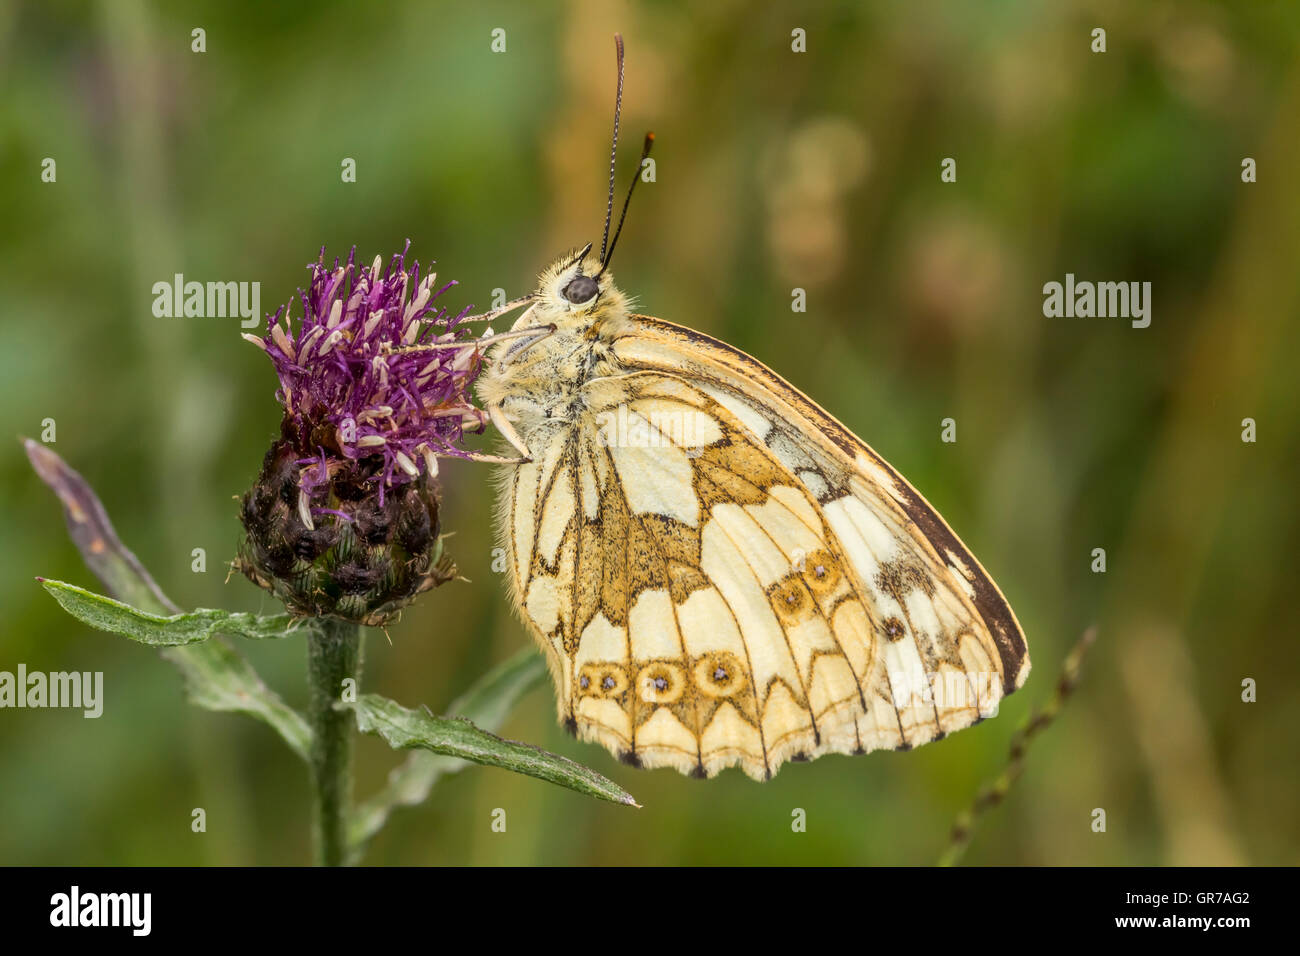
{"left": 561, "top": 274, "right": 599, "bottom": 304}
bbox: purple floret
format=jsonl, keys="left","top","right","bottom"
{"left": 244, "top": 242, "right": 486, "bottom": 505}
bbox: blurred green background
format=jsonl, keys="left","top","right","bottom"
{"left": 2, "top": 0, "right": 1298, "bottom": 865}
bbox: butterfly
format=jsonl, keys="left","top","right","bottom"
{"left": 469, "top": 36, "right": 1029, "bottom": 780}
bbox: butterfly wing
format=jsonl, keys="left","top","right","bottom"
{"left": 614, "top": 316, "right": 1030, "bottom": 695}
{"left": 500, "top": 320, "right": 1029, "bottom": 780}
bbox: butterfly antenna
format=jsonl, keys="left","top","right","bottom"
{"left": 597, "top": 34, "right": 625, "bottom": 266}
{"left": 598, "top": 131, "right": 654, "bottom": 277}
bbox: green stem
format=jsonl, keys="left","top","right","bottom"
{"left": 307, "top": 618, "right": 363, "bottom": 866}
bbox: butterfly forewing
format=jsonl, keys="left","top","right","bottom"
{"left": 613, "top": 316, "right": 1030, "bottom": 690}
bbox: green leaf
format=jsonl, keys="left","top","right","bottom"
{"left": 40, "top": 579, "right": 307, "bottom": 645}
{"left": 26, "top": 441, "right": 313, "bottom": 762}
{"left": 349, "top": 647, "right": 548, "bottom": 854}
{"left": 350, "top": 693, "right": 639, "bottom": 809}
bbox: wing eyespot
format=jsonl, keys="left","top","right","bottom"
{"left": 577, "top": 663, "right": 629, "bottom": 699}
{"left": 636, "top": 662, "right": 685, "bottom": 704}
{"left": 692, "top": 652, "right": 745, "bottom": 698}
{"left": 800, "top": 548, "right": 841, "bottom": 596}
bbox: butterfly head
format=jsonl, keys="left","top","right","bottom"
{"left": 474, "top": 243, "right": 629, "bottom": 408}
{"left": 556, "top": 244, "right": 602, "bottom": 308}
{"left": 522, "top": 242, "right": 627, "bottom": 330}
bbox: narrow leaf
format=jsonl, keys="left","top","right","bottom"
{"left": 26, "top": 442, "right": 312, "bottom": 761}
{"left": 349, "top": 647, "right": 548, "bottom": 853}
{"left": 25, "top": 438, "right": 179, "bottom": 614}
{"left": 40, "top": 579, "right": 307, "bottom": 645}
{"left": 351, "top": 693, "right": 638, "bottom": 808}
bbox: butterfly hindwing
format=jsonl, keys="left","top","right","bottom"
{"left": 501, "top": 355, "right": 1028, "bottom": 780}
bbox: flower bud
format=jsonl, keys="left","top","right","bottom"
{"left": 238, "top": 437, "right": 452, "bottom": 626}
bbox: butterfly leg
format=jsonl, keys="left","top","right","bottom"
{"left": 452, "top": 450, "right": 531, "bottom": 465}
{"left": 456, "top": 294, "right": 535, "bottom": 325}
{"left": 486, "top": 402, "right": 532, "bottom": 462}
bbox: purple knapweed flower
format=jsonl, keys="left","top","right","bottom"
{"left": 236, "top": 243, "right": 485, "bottom": 625}
{"left": 242, "top": 242, "right": 486, "bottom": 512}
